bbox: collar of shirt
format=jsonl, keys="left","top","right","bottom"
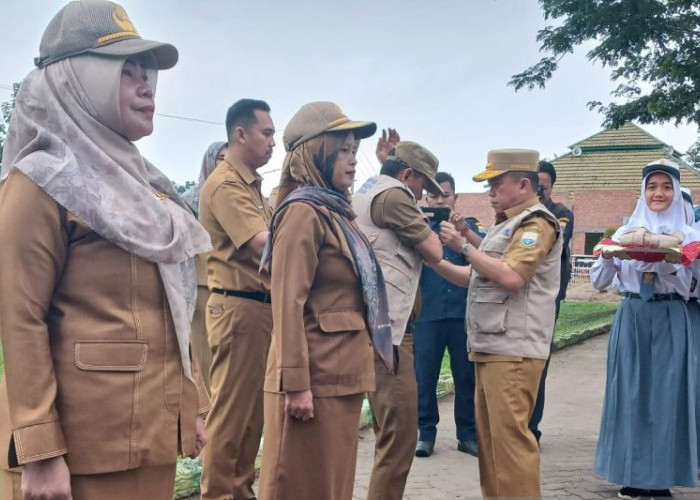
{"left": 495, "top": 196, "right": 539, "bottom": 224}
{"left": 222, "top": 152, "right": 263, "bottom": 186}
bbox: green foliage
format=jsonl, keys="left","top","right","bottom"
{"left": 603, "top": 226, "right": 618, "bottom": 238}
{"left": 175, "top": 180, "right": 196, "bottom": 194}
{"left": 511, "top": 0, "right": 700, "bottom": 167}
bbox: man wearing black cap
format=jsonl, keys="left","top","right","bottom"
{"left": 529, "top": 160, "right": 575, "bottom": 445}
{"left": 353, "top": 135, "right": 443, "bottom": 500}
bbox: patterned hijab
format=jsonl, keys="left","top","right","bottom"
{"left": 0, "top": 54, "right": 212, "bottom": 379}
{"left": 182, "top": 140, "right": 226, "bottom": 217}
{"left": 262, "top": 133, "right": 394, "bottom": 372}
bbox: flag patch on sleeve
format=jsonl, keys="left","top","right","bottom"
{"left": 520, "top": 231, "right": 539, "bottom": 248}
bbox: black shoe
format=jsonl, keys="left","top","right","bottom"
{"left": 457, "top": 439, "right": 478, "bottom": 457}
{"left": 649, "top": 489, "right": 672, "bottom": 498}
{"left": 618, "top": 486, "right": 650, "bottom": 499}
{"left": 415, "top": 440, "right": 434, "bottom": 457}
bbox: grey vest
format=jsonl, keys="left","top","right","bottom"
{"left": 467, "top": 203, "right": 562, "bottom": 359}
{"left": 353, "top": 175, "right": 422, "bottom": 345}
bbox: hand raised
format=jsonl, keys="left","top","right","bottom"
{"left": 375, "top": 128, "right": 401, "bottom": 164}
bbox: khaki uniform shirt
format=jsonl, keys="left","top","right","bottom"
{"left": 199, "top": 153, "right": 272, "bottom": 293}
{"left": 470, "top": 198, "right": 556, "bottom": 363}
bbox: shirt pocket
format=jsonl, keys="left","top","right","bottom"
{"left": 318, "top": 310, "right": 366, "bottom": 334}
{"left": 471, "top": 288, "right": 509, "bottom": 334}
{"left": 74, "top": 340, "right": 147, "bottom": 372}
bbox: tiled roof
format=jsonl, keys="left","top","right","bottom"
{"left": 570, "top": 122, "right": 666, "bottom": 149}
{"left": 551, "top": 123, "right": 700, "bottom": 191}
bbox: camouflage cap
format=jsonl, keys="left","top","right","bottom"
{"left": 388, "top": 141, "right": 443, "bottom": 196}
{"left": 283, "top": 102, "right": 376, "bottom": 152}
{"left": 472, "top": 149, "right": 539, "bottom": 182}
{"left": 35, "top": 0, "right": 178, "bottom": 69}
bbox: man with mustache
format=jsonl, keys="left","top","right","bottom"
{"left": 199, "top": 99, "right": 276, "bottom": 500}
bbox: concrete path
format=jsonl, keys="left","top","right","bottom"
{"left": 353, "top": 334, "right": 700, "bottom": 499}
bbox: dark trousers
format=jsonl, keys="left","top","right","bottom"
{"left": 529, "top": 299, "right": 561, "bottom": 441}
{"left": 413, "top": 318, "right": 476, "bottom": 442}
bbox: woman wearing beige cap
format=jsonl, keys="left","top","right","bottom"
{"left": 257, "top": 102, "right": 393, "bottom": 500}
{"left": 0, "top": 1, "right": 210, "bottom": 499}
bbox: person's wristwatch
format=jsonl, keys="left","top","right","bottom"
{"left": 461, "top": 241, "right": 471, "bottom": 256}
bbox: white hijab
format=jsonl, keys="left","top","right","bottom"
{"left": 1, "top": 54, "right": 212, "bottom": 379}
{"left": 613, "top": 166, "right": 697, "bottom": 243}
{"left": 612, "top": 162, "right": 700, "bottom": 273}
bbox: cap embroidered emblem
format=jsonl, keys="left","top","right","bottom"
{"left": 98, "top": 6, "right": 139, "bottom": 44}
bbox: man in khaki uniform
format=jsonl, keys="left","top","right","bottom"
{"left": 199, "top": 99, "right": 275, "bottom": 500}
{"left": 435, "top": 149, "right": 562, "bottom": 499}
{"left": 353, "top": 141, "right": 443, "bottom": 500}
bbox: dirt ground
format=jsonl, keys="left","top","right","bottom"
{"left": 566, "top": 281, "right": 622, "bottom": 303}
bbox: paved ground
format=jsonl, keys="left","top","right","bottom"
{"left": 353, "top": 334, "right": 700, "bottom": 499}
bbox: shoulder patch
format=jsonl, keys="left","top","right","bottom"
{"left": 520, "top": 230, "right": 539, "bottom": 248}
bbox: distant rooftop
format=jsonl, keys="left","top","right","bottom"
{"left": 551, "top": 122, "right": 700, "bottom": 191}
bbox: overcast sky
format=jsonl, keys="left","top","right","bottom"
{"left": 2, "top": 0, "right": 698, "bottom": 195}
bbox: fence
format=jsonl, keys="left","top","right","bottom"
{"left": 569, "top": 254, "right": 598, "bottom": 286}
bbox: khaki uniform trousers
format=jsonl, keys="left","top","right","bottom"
{"left": 1, "top": 463, "right": 176, "bottom": 500}
{"left": 366, "top": 337, "right": 417, "bottom": 500}
{"left": 474, "top": 357, "right": 545, "bottom": 499}
{"left": 201, "top": 296, "right": 272, "bottom": 500}
{"left": 191, "top": 285, "right": 213, "bottom": 396}
{"left": 258, "top": 392, "right": 364, "bottom": 500}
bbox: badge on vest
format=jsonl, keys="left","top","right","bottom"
{"left": 502, "top": 229, "right": 512, "bottom": 237}
{"left": 520, "top": 230, "right": 540, "bottom": 247}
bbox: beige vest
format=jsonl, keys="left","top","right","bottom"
{"left": 467, "top": 203, "right": 562, "bottom": 359}
{"left": 353, "top": 175, "right": 422, "bottom": 345}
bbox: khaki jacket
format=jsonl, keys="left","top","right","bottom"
{"left": 353, "top": 175, "right": 422, "bottom": 345}
{"left": 0, "top": 172, "right": 208, "bottom": 475}
{"left": 467, "top": 203, "right": 562, "bottom": 359}
{"left": 264, "top": 202, "right": 375, "bottom": 397}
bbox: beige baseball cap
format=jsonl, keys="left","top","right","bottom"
{"left": 283, "top": 102, "right": 377, "bottom": 152}
{"left": 472, "top": 149, "right": 539, "bottom": 182}
{"left": 35, "top": 0, "right": 178, "bottom": 69}
{"left": 388, "top": 141, "right": 443, "bottom": 196}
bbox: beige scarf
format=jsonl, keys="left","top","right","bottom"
{"left": 1, "top": 55, "right": 212, "bottom": 379}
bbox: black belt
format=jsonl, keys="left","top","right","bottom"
{"left": 625, "top": 292, "right": 684, "bottom": 301}
{"left": 211, "top": 288, "right": 271, "bottom": 304}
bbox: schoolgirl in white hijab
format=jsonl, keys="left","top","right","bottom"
{"left": 591, "top": 160, "right": 699, "bottom": 297}
{"left": 591, "top": 159, "right": 700, "bottom": 497}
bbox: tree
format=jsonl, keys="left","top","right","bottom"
{"left": 0, "top": 82, "right": 20, "bottom": 166}
{"left": 510, "top": 0, "right": 700, "bottom": 166}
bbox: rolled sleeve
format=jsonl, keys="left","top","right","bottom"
{"left": 502, "top": 218, "right": 557, "bottom": 282}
